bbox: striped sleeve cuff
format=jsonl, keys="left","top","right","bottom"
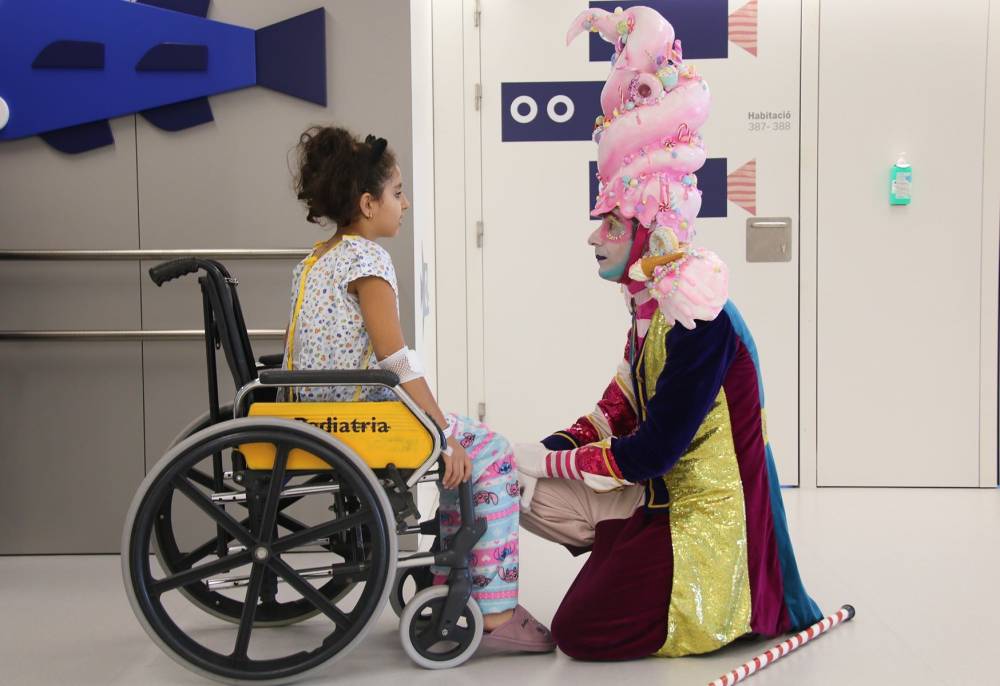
{"left": 544, "top": 449, "right": 584, "bottom": 480}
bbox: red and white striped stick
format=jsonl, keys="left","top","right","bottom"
{"left": 707, "top": 604, "right": 856, "bottom": 686}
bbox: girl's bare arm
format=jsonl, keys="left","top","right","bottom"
{"left": 353, "top": 276, "right": 470, "bottom": 486}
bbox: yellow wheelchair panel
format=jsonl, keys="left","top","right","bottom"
{"left": 241, "top": 402, "right": 434, "bottom": 470}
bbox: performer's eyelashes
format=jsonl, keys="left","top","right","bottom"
{"left": 604, "top": 218, "right": 627, "bottom": 240}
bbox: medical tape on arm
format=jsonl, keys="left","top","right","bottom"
{"left": 376, "top": 346, "right": 425, "bottom": 384}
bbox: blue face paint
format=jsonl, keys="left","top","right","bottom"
{"left": 599, "top": 253, "right": 630, "bottom": 281}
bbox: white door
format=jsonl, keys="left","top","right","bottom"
{"left": 476, "top": 0, "right": 802, "bottom": 483}
{"left": 816, "top": 0, "right": 989, "bottom": 486}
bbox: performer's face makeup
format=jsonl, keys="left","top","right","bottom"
{"left": 589, "top": 212, "right": 634, "bottom": 281}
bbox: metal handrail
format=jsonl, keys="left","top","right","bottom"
{"left": 0, "top": 250, "right": 296, "bottom": 340}
{"left": 0, "top": 249, "right": 309, "bottom": 261}
{"left": 0, "top": 329, "right": 285, "bottom": 341}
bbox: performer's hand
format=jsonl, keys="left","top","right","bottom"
{"left": 513, "top": 442, "right": 549, "bottom": 478}
{"left": 518, "top": 472, "right": 539, "bottom": 512}
{"left": 441, "top": 437, "right": 472, "bottom": 489}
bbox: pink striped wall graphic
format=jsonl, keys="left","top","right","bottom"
{"left": 728, "top": 0, "right": 758, "bottom": 57}
{"left": 727, "top": 159, "right": 757, "bottom": 215}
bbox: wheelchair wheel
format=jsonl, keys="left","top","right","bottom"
{"left": 123, "top": 418, "right": 396, "bottom": 684}
{"left": 156, "top": 403, "right": 355, "bottom": 628}
{"left": 166, "top": 404, "right": 234, "bottom": 450}
{"left": 389, "top": 567, "right": 436, "bottom": 618}
{"left": 399, "top": 586, "right": 483, "bottom": 669}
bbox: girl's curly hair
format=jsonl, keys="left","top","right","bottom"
{"left": 294, "top": 126, "right": 397, "bottom": 227}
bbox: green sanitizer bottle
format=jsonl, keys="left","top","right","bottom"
{"left": 890, "top": 153, "right": 912, "bottom": 205}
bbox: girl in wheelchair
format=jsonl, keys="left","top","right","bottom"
{"left": 285, "top": 125, "right": 554, "bottom": 655}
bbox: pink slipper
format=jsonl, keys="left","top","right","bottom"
{"left": 480, "top": 605, "right": 556, "bottom": 654}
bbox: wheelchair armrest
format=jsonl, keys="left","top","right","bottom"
{"left": 257, "top": 353, "right": 285, "bottom": 369}
{"left": 257, "top": 369, "right": 400, "bottom": 387}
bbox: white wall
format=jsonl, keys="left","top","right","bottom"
{"left": 815, "top": 0, "right": 996, "bottom": 486}
{"left": 411, "top": 0, "right": 437, "bottom": 392}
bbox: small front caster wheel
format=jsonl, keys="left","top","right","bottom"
{"left": 399, "top": 586, "right": 482, "bottom": 669}
{"left": 390, "top": 567, "right": 436, "bottom": 617}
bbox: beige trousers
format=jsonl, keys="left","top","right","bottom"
{"left": 518, "top": 479, "right": 645, "bottom": 548}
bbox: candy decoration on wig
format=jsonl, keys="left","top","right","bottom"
{"left": 517, "top": 6, "right": 827, "bottom": 661}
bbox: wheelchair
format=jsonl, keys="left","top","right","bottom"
{"left": 122, "top": 258, "right": 487, "bottom": 683}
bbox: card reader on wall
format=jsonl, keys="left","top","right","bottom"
{"left": 746, "top": 217, "right": 792, "bottom": 262}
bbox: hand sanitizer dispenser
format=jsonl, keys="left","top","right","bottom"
{"left": 890, "top": 153, "right": 912, "bottom": 205}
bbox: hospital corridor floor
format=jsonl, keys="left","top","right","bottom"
{"left": 2, "top": 488, "right": 997, "bottom": 686}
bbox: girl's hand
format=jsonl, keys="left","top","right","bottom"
{"left": 441, "top": 437, "right": 473, "bottom": 489}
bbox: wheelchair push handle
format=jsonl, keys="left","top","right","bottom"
{"left": 149, "top": 258, "right": 202, "bottom": 286}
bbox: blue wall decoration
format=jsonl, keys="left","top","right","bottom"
{"left": 141, "top": 97, "right": 215, "bottom": 133}
{"left": 135, "top": 44, "right": 209, "bottom": 72}
{"left": 256, "top": 9, "right": 328, "bottom": 108}
{"left": 32, "top": 41, "right": 106, "bottom": 70}
{"left": 0, "top": 0, "right": 328, "bottom": 154}
{"left": 501, "top": 81, "right": 602, "bottom": 143}
{"left": 139, "top": 0, "right": 211, "bottom": 17}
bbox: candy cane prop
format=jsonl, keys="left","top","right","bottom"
{"left": 708, "top": 604, "right": 856, "bottom": 686}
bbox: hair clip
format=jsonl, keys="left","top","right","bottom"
{"left": 364, "top": 134, "right": 388, "bottom": 162}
